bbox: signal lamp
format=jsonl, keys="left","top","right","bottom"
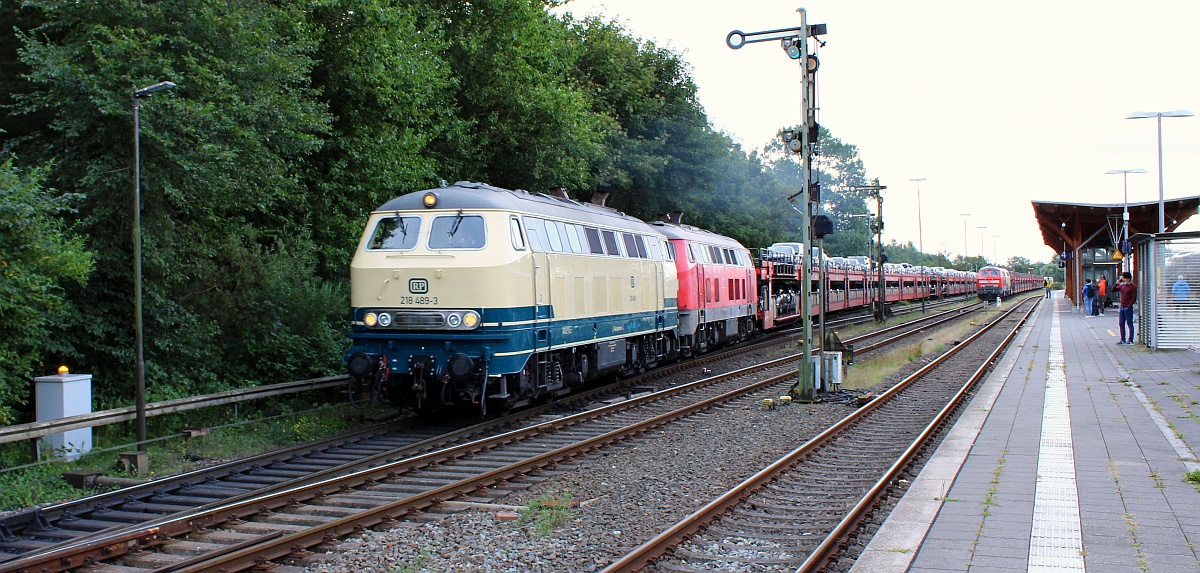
{"left": 781, "top": 36, "right": 801, "bottom": 59}
{"left": 58, "top": 365, "right": 69, "bottom": 374}
{"left": 422, "top": 192, "right": 438, "bottom": 208}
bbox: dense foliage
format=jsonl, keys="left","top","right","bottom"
{"left": 0, "top": 0, "right": 1040, "bottom": 424}
{"left": 0, "top": 159, "right": 92, "bottom": 424}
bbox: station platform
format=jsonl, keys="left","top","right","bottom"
{"left": 851, "top": 292, "right": 1200, "bottom": 573}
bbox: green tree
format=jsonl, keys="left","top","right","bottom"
{"left": 6, "top": 0, "right": 340, "bottom": 407}
{"left": 417, "top": 0, "right": 607, "bottom": 191}
{"left": 1006, "top": 256, "right": 1034, "bottom": 273}
{"left": 303, "top": 0, "right": 465, "bottom": 277}
{"left": 0, "top": 159, "right": 92, "bottom": 424}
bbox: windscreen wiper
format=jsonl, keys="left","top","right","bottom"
{"left": 448, "top": 209, "right": 464, "bottom": 237}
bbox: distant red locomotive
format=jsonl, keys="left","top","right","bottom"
{"left": 976, "top": 265, "right": 1041, "bottom": 299}
{"left": 653, "top": 213, "right": 758, "bottom": 355}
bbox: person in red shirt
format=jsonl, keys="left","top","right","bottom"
{"left": 1096, "top": 275, "right": 1108, "bottom": 315}
{"left": 1114, "top": 271, "right": 1137, "bottom": 345}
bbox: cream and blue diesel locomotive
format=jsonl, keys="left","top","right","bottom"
{"left": 345, "top": 182, "right": 680, "bottom": 413}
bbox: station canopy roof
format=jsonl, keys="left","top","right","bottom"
{"left": 1031, "top": 195, "right": 1200, "bottom": 252}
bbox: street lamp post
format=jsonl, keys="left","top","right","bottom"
{"left": 133, "top": 80, "right": 176, "bottom": 448}
{"left": 1126, "top": 110, "right": 1193, "bottom": 233}
{"left": 977, "top": 226, "right": 987, "bottom": 264}
{"left": 910, "top": 178, "right": 926, "bottom": 312}
{"left": 1104, "top": 168, "right": 1147, "bottom": 273}
{"left": 959, "top": 213, "right": 971, "bottom": 259}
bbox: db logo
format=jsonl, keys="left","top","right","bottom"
{"left": 408, "top": 278, "right": 429, "bottom": 294}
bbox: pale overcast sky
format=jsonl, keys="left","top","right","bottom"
{"left": 554, "top": 0, "right": 1200, "bottom": 264}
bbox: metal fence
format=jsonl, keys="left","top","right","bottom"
{"left": 0, "top": 375, "right": 348, "bottom": 445}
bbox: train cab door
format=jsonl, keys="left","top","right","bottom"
{"left": 654, "top": 259, "right": 664, "bottom": 316}
{"left": 531, "top": 249, "right": 551, "bottom": 355}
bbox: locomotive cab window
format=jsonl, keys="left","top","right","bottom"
{"left": 367, "top": 215, "right": 423, "bottom": 251}
{"left": 509, "top": 217, "right": 525, "bottom": 250}
{"left": 428, "top": 213, "right": 486, "bottom": 249}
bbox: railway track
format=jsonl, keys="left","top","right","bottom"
{"left": 0, "top": 296, "right": 997, "bottom": 573}
{"left": 601, "top": 295, "right": 1041, "bottom": 572}
{"left": 0, "top": 294, "right": 979, "bottom": 566}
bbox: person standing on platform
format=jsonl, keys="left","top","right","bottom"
{"left": 1044, "top": 277, "right": 1052, "bottom": 298}
{"left": 1096, "top": 275, "right": 1108, "bottom": 315}
{"left": 1171, "top": 275, "right": 1190, "bottom": 304}
{"left": 1081, "top": 279, "right": 1095, "bottom": 318}
{"left": 1114, "top": 272, "right": 1138, "bottom": 345}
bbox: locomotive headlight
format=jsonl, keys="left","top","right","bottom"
{"left": 463, "top": 311, "right": 480, "bottom": 329}
{"left": 446, "top": 313, "right": 462, "bottom": 328}
{"left": 364, "top": 312, "right": 378, "bottom": 327}
{"left": 422, "top": 192, "right": 438, "bottom": 208}
{"left": 377, "top": 312, "right": 393, "bottom": 327}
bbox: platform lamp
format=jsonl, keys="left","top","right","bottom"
{"left": 1104, "top": 168, "right": 1147, "bottom": 273}
{"left": 133, "top": 80, "right": 176, "bottom": 448}
{"left": 909, "top": 178, "right": 927, "bottom": 312}
{"left": 1126, "top": 110, "right": 1193, "bottom": 233}
{"left": 958, "top": 213, "right": 971, "bottom": 260}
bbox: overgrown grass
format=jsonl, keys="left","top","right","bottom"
{"left": 1186, "top": 469, "right": 1200, "bottom": 492}
{"left": 0, "top": 396, "right": 391, "bottom": 512}
{"left": 392, "top": 552, "right": 429, "bottom": 573}
{"left": 518, "top": 491, "right": 576, "bottom": 537}
{"left": 843, "top": 310, "right": 992, "bottom": 391}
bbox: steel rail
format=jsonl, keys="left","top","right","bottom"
{"left": 599, "top": 297, "right": 1038, "bottom": 572}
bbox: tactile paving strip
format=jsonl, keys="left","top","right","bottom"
{"left": 1027, "top": 307, "right": 1086, "bottom": 572}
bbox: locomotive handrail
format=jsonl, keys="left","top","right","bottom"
{"left": 0, "top": 375, "right": 348, "bottom": 445}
